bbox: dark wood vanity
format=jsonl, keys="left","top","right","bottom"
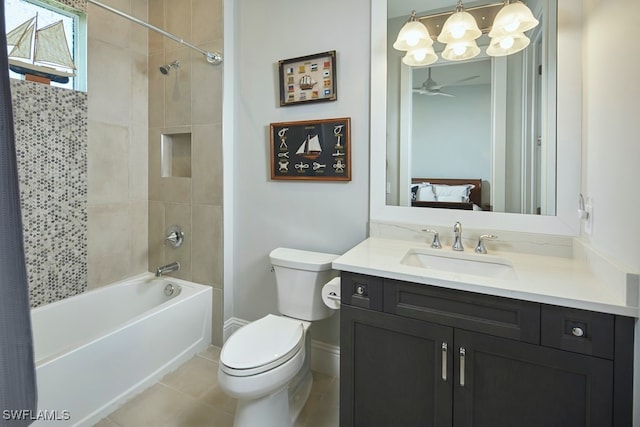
{"left": 339, "top": 271, "right": 635, "bottom": 427}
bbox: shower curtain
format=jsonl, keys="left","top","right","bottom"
{"left": 0, "top": 1, "right": 38, "bottom": 425}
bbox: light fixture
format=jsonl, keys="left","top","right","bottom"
{"left": 442, "top": 39, "right": 481, "bottom": 61}
{"left": 437, "top": 1, "right": 481, "bottom": 44}
{"left": 489, "top": 0, "right": 539, "bottom": 38}
{"left": 486, "top": 33, "right": 530, "bottom": 56}
{"left": 393, "top": 11, "right": 431, "bottom": 52}
{"left": 402, "top": 39, "right": 438, "bottom": 66}
{"left": 393, "top": 0, "right": 539, "bottom": 65}
{"left": 487, "top": 0, "right": 539, "bottom": 56}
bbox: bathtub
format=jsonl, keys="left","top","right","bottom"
{"left": 30, "top": 274, "right": 212, "bottom": 426}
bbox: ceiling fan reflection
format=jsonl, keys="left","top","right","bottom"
{"left": 413, "top": 67, "right": 479, "bottom": 97}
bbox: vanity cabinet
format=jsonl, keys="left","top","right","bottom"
{"left": 339, "top": 272, "right": 635, "bottom": 427}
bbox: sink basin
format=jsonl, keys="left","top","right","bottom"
{"left": 401, "top": 249, "right": 517, "bottom": 280}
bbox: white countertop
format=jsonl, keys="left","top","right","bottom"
{"left": 332, "top": 237, "right": 640, "bottom": 318}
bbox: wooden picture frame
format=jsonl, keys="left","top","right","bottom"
{"left": 278, "top": 51, "right": 337, "bottom": 107}
{"left": 270, "top": 117, "right": 351, "bottom": 181}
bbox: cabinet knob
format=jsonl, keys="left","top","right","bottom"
{"left": 355, "top": 285, "right": 366, "bottom": 295}
{"left": 571, "top": 327, "right": 584, "bottom": 337}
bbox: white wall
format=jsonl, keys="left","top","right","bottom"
{"left": 229, "top": 0, "right": 371, "bottom": 345}
{"left": 412, "top": 84, "right": 492, "bottom": 180}
{"left": 582, "top": 0, "right": 640, "bottom": 273}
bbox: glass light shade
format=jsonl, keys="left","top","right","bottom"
{"left": 393, "top": 20, "right": 432, "bottom": 51}
{"left": 402, "top": 40, "right": 438, "bottom": 66}
{"left": 486, "top": 33, "right": 531, "bottom": 56}
{"left": 489, "top": 1, "right": 539, "bottom": 38}
{"left": 437, "top": 10, "right": 481, "bottom": 44}
{"left": 441, "top": 39, "right": 480, "bottom": 61}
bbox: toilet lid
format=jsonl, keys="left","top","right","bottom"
{"left": 220, "top": 314, "right": 304, "bottom": 376}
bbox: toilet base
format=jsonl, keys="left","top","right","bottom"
{"left": 232, "top": 348, "right": 313, "bottom": 427}
{"left": 234, "top": 385, "right": 290, "bottom": 427}
{"left": 288, "top": 370, "right": 312, "bottom": 422}
{"left": 232, "top": 371, "right": 313, "bottom": 427}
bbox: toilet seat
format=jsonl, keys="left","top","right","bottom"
{"left": 220, "top": 314, "right": 305, "bottom": 377}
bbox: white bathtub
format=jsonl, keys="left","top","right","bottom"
{"left": 30, "top": 274, "right": 212, "bottom": 426}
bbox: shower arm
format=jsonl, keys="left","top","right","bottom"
{"left": 87, "top": 0, "right": 223, "bottom": 65}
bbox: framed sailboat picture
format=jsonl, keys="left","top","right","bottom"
{"left": 270, "top": 118, "right": 351, "bottom": 181}
{"left": 278, "top": 51, "right": 337, "bottom": 106}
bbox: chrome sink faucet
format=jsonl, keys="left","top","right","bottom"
{"left": 452, "top": 222, "right": 464, "bottom": 251}
{"left": 156, "top": 261, "right": 180, "bottom": 277}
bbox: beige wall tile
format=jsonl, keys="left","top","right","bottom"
{"left": 163, "top": 202, "right": 192, "bottom": 280}
{"left": 192, "top": 0, "right": 223, "bottom": 44}
{"left": 88, "top": 204, "right": 131, "bottom": 287}
{"left": 191, "top": 41, "right": 223, "bottom": 125}
{"left": 148, "top": 54, "right": 166, "bottom": 128}
{"left": 192, "top": 204, "right": 222, "bottom": 286}
{"left": 131, "top": 52, "right": 149, "bottom": 126}
{"left": 87, "top": 0, "right": 131, "bottom": 49}
{"left": 164, "top": 0, "right": 191, "bottom": 51}
{"left": 146, "top": 0, "right": 224, "bottom": 345}
{"left": 130, "top": 201, "right": 149, "bottom": 273}
{"left": 147, "top": 0, "right": 164, "bottom": 55}
{"left": 130, "top": 125, "right": 149, "bottom": 201}
{"left": 212, "top": 287, "right": 223, "bottom": 346}
{"left": 192, "top": 124, "right": 222, "bottom": 206}
{"left": 87, "top": 38, "right": 131, "bottom": 126}
{"left": 88, "top": 121, "right": 129, "bottom": 205}
{"left": 131, "top": 0, "right": 149, "bottom": 55}
{"left": 148, "top": 200, "right": 165, "bottom": 272}
{"left": 164, "top": 48, "right": 192, "bottom": 127}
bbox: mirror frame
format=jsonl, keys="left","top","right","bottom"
{"left": 370, "top": 0, "right": 582, "bottom": 236}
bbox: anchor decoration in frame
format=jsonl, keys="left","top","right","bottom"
{"left": 270, "top": 117, "right": 351, "bottom": 181}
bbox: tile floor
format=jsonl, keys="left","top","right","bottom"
{"left": 94, "top": 346, "right": 339, "bottom": 427}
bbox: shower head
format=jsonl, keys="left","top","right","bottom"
{"left": 159, "top": 60, "right": 180, "bottom": 75}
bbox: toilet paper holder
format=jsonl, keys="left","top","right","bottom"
{"left": 326, "top": 291, "right": 341, "bottom": 302}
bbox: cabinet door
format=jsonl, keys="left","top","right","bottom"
{"left": 341, "top": 305, "right": 453, "bottom": 427}
{"left": 453, "top": 329, "right": 614, "bottom": 427}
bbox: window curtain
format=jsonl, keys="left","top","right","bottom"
{"left": 0, "top": 0, "right": 38, "bottom": 424}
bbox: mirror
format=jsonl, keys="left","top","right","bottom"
{"left": 386, "top": 0, "right": 555, "bottom": 215}
{"left": 370, "top": 0, "right": 582, "bottom": 235}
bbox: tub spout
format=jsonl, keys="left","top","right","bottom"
{"left": 156, "top": 261, "right": 180, "bottom": 277}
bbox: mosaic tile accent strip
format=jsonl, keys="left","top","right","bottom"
{"left": 10, "top": 80, "right": 88, "bottom": 308}
{"left": 57, "top": 0, "right": 86, "bottom": 13}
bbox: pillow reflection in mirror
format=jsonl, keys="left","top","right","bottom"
{"left": 416, "top": 183, "right": 436, "bottom": 201}
{"left": 433, "top": 184, "right": 475, "bottom": 203}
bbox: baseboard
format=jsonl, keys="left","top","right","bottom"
{"left": 223, "top": 317, "right": 340, "bottom": 378}
{"left": 223, "top": 317, "right": 249, "bottom": 342}
{"left": 310, "top": 340, "right": 340, "bottom": 378}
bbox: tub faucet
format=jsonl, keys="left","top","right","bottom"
{"left": 156, "top": 261, "right": 180, "bottom": 277}
{"left": 452, "top": 222, "right": 464, "bottom": 251}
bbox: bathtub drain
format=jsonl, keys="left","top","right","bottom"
{"left": 164, "top": 283, "right": 180, "bottom": 296}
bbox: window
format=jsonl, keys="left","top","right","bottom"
{"left": 5, "top": 0, "right": 86, "bottom": 91}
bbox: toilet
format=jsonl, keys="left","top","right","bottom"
{"left": 217, "top": 247, "right": 339, "bottom": 427}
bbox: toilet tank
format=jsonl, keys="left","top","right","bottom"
{"left": 269, "top": 248, "right": 339, "bottom": 321}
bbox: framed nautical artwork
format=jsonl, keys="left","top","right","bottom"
{"left": 269, "top": 117, "right": 351, "bottom": 181}
{"left": 278, "top": 51, "right": 337, "bottom": 107}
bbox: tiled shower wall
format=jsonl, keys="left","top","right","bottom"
{"left": 86, "top": 0, "right": 149, "bottom": 287}
{"left": 148, "top": 0, "right": 224, "bottom": 345}
{"left": 11, "top": 80, "right": 88, "bottom": 307}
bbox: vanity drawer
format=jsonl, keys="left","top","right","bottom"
{"left": 383, "top": 279, "right": 540, "bottom": 344}
{"left": 541, "top": 305, "right": 614, "bottom": 359}
{"left": 340, "top": 272, "right": 383, "bottom": 311}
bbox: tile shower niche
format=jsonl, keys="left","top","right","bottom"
{"left": 161, "top": 132, "right": 191, "bottom": 178}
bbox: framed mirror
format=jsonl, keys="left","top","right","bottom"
{"left": 370, "top": 0, "right": 582, "bottom": 235}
